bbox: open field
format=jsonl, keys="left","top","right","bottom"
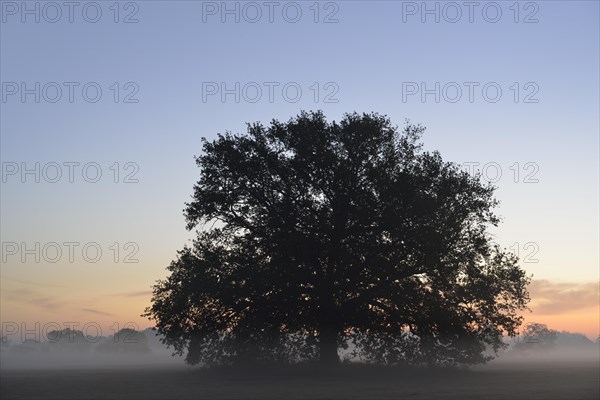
{"left": 1, "top": 359, "right": 598, "bottom": 400}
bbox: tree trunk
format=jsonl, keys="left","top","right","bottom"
{"left": 318, "top": 288, "right": 340, "bottom": 366}
{"left": 319, "top": 197, "right": 346, "bottom": 366}
{"left": 319, "top": 326, "right": 340, "bottom": 365}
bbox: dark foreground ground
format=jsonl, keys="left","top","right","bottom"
{"left": 1, "top": 360, "right": 598, "bottom": 400}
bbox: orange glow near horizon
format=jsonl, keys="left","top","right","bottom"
{"left": 522, "top": 309, "right": 599, "bottom": 340}
{"left": 2, "top": 280, "right": 598, "bottom": 342}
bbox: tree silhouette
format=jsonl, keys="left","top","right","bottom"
{"left": 145, "top": 111, "right": 530, "bottom": 367}
{"left": 95, "top": 329, "right": 151, "bottom": 354}
{"left": 514, "top": 323, "right": 558, "bottom": 352}
{"left": 46, "top": 328, "right": 90, "bottom": 353}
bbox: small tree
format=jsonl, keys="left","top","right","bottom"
{"left": 514, "top": 323, "right": 558, "bottom": 352}
{"left": 96, "top": 329, "right": 151, "bottom": 354}
{"left": 46, "top": 328, "right": 90, "bottom": 353}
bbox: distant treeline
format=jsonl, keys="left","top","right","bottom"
{"left": 0, "top": 328, "right": 166, "bottom": 355}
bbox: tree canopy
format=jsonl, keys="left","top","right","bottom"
{"left": 144, "top": 111, "right": 530, "bottom": 367}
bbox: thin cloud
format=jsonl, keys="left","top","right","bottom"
{"left": 529, "top": 280, "right": 599, "bottom": 315}
{"left": 3, "top": 288, "right": 67, "bottom": 311}
{"left": 2, "top": 287, "right": 35, "bottom": 298}
{"left": 29, "top": 296, "right": 66, "bottom": 311}
{"left": 81, "top": 308, "right": 115, "bottom": 317}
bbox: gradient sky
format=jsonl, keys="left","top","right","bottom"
{"left": 1, "top": 0, "right": 598, "bottom": 340}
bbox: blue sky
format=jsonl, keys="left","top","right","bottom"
{"left": 1, "top": 0, "right": 599, "bottom": 335}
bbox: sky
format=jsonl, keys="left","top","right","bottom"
{"left": 1, "top": 0, "right": 599, "bottom": 341}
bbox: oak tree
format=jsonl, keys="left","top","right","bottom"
{"left": 145, "top": 111, "right": 530, "bottom": 367}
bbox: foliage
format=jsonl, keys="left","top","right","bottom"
{"left": 144, "top": 111, "right": 530, "bottom": 366}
